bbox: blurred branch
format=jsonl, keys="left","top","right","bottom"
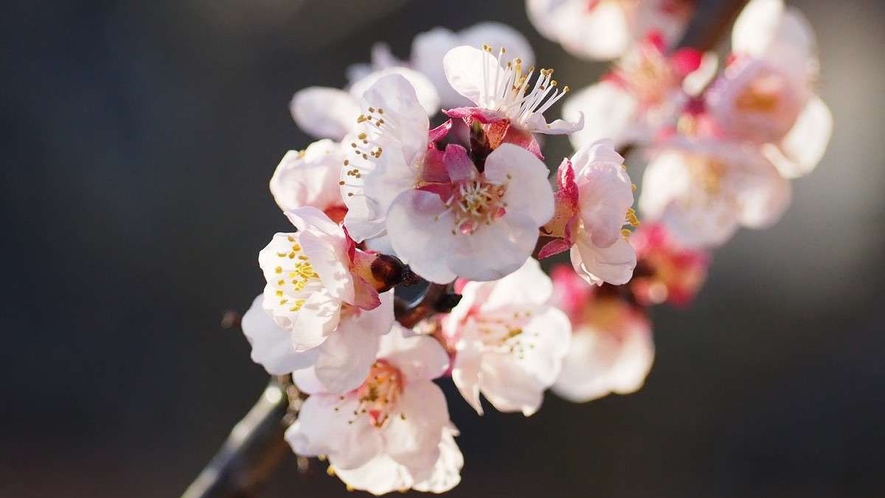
{"left": 676, "top": 0, "right": 750, "bottom": 51}
{"left": 182, "top": 378, "right": 295, "bottom": 498}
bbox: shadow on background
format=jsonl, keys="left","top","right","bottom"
{"left": 1, "top": 1, "right": 883, "bottom": 497}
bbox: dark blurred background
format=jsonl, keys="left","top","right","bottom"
{"left": 2, "top": 1, "right": 884, "bottom": 497}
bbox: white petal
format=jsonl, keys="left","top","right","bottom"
{"left": 385, "top": 190, "right": 458, "bottom": 284}
{"left": 458, "top": 22, "right": 534, "bottom": 69}
{"left": 732, "top": 0, "right": 786, "bottom": 57}
{"left": 313, "top": 292, "right": 395, "bottom": 393}
{"left": 270, "top": 141, "right": 344, "bottom": 213}
{"left": 733, "top": 151, "right": 792, "bottom": 229}
{"left": 479, "top": 353, "right": 546, "bottom": 416}
{"left": 299, "top": 228, "right": 354, "bottom": 304}
{"left": 333, "top": 454, "right": 413, "bottom": 496}
{"left": 349, "top": 67, "right": 440, "bottom": 117}
{"left": 289, "top": 289, "right": 342, "bottom": 350}
{"left": 383, "top": 381, "right": 448, "bottom": 475}
{"left": 290, "top": 87, "right": 360, "bottom": 140}
{"left": 767, "top": 96, "right": 832, "bottom": 178}
{"left": 241, "top": 294, "right": 319, "bottom": 375}
{"left": 638, "top": 150, "right": 692, "bottom": 221}
{"left": 572, "top": 141, "right": 633, "bottom": 248}
{"left": 451, "top": 341, "right": 485, "bottom": 415}
{"left": 446, "top": 214, "right": 541, "bottom": 282}
{"left": 412, "top": 426, "right": 463, "bottom": 493}
{"left": 485, "top": 143, "right": 555, "bottom": 226}
{"left": 553, "top": 315, "right": 654, "bottom": 402}
{"left": 360, "top": 74, "right": 430, "bottom": 167}
{"left": 480, "top": 258, "right": 553, "bottom": 310}
{"left": 564, "top": 81, "right": 639, "bottom": 150}
{"left": 443, "top": 45, "right": 500, "bottom": 106}
{"left": 378, "top": 324, "right": 450, "bottom": 382}
{"left": 570, "top": 235, "right": 637, "bottom": 286}
{"left": 410, "top": 27, "right": 466, "bottom": 108}
{"left": 284, "top": 394, "right": 382, "bottom": 469}
{"left": 557, "top": 1, "right": 632, "bottom": 61}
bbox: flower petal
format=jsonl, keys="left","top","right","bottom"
{"left": 564, "top": 81, "right": 640, "bottom": 150}
{"left": 384, "top": 380, "right": 448, "bottom": 475}
{"left": 290, "top": 87, "right": 360, "bottom": 140}
{"left": 241, "top": 294, "right": 319, "bottom": 375}
{"left": 443, "top": 46, "right": 500, "bottom": 106}
{"left": 485, "top": 143, "right": 555, "bottom": 226}
{"left": 378, "top": 324, "right": 450, "bottom": 382}
{"left": 285, "top": 394, "right": 382, "bottom": 470}
{"left": 767, "top": 96, "right": 832, "bottom": 178}
{"left": 349, "top": 67, "right": 440, "bottom": 117}
{"left": 570, "top": 235, "right": 637, "bottom": 286}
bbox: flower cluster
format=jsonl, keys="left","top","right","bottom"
{"left": 230, "top": 1, "right": 830, "bottom": 494}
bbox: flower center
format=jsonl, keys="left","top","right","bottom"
{"left": 615, "top": 47, "right": 675, "bottom": 107}
{"left": 687, "top": 156, "right": 727, "bottom": 196}
{"left": 271, "top": 235, "right": 320, "bottom": 312}
{"left": 467, "top": 309, "right": 536, "bottom": 359}
{"left": 735, "top": 74, "right": 782, "bottom": 114}
{"left": 445, "top": 179, "right": 507, "bottom": 235}
{"left": 480, "top": 45, "right": 570, "bottom": 127}
{"left": 355, "top": 360, "right": 404, "bottom": 428}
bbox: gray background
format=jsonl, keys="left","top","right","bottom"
{"left": 1, "top": 0, "right": 883, "bottom": 496}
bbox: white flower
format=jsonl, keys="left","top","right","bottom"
{"left": 639, "top": 139, "right": 792, "bottom": 248}
{"left": 241, "top": 290, "right": 394, "bottom": 393}
{"left": 348, "top": 22, "right": 534, "bottom": 109}
{"left": 549, "top": 266, "right": 654, "bottom": 402}
{"left": 270, "top": 139, "right": 347, "bottom": 220}
{"left": 258, "top": 207, "right": 383, "bottom": 347}
{"left": 285, "top": 324, "right": 461, "bottom": 495}
{"left": 526, "top": 0, "right": 694, "bottom": 61}
{"left": 442, "top": 259, "right": 571, "bottom": 416}
{"left": 443, "top": 45, "right": 582, "bottom": 137}
{"left": 340, "top": 74, "right": 439, "bottom": 242}
{"left": 290, "top": 68, "right": 439, "bottom": 141}
{"left": 386, "top": 143, "right": 555, "bottom": 284}
{"left": 563, "top": 37, "right": 715, "bottom": 150}
{"left": 713, "top": 0, "right": 832, "bottom": 178}
{"left": 334, "top": 425, "right": 463, "bottom": 495}
{"left": 539, "top": 140, "right": 637, "bottom": 286}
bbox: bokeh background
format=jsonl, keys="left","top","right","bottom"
{"left": 2, "top": 1, "right": 884, "bottom": 497}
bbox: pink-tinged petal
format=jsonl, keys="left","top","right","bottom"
{"left": 384, "top": 380, "right": 448, "bottom": 475}
{"left": 514, "top": 307, "right": 572, "bottom": 387}
{"left": 379, "top": 324, "right": 450, "bottom": 382}
{"left": 500, "top": 125, "right": 543, "bottom": 159}
{"left": 572, "top": 142, "right": 633, "bottom": 248}
{"left": 360, "top": 74, "right": 430, "bottom": 166}
{"left": 538, "top": 238, "right": 572, "bottom": 259}
{"left": 443, "top": 46, "right": 500, "bottom": 105}
{"left": 564, "top": 81, "right": 639, "bottom": 150}
{"left": 385, "top": 190, "right": 458, "bottom": 284}
{"left": 270, "top": 141, "right": 343, "bottom": 213}
{"left": 350, "top": 275, "right": 382, "bottom": 310}
{"left": 420, "top": 146, "right": 448, "bottom": 183}
{"left": 349, "top": 67, "right": 440, "bottom": 117}
{"left": 313, "top": 293, "right": 394, "bottom": 393}
{"left": 683, "top": 52, "right": 720, "bottom": 97}
{"left": 485, "top": 144, "right": 555, "bottom": 226}
{"left": 412, "top": 426, "right": 463, "bottom": 493}
{"left": 285, "top": 394, "right": 382, "bottom": 469}
{"left": 570, "top": 236, "right": 637, "bottom": 286}
{"left": 670, "top": 48, "right": 703, "bottom": 78}
{"left": 291, "top": 367, "right": 328, "bottom": 395}
{"left": 767, "top": 96, "right": 832, "bottom": 178}
{"left": 290, "top": 87, "right": 360, "bottom": 140}
{"left": 553, "top": 311, "right": 654, "bottom": 402}
{"left": 442, "top": 144, "right": 476, "bottom": 182}
{"left": 299, "top": 229, "right": 354, "bottom": 304}
{"left": 428, "top": 119, "right": 453, "bottom": 143}
{"left": 442, "top": 106, "right": 505, "bottom": 124}
{"left": 732, "top": 0, "right": 786, "bottom": 57}
{"left": 451, "top": 341, "right": 484, "bottom": 415}
{"left": 241, "top": 294, "right": 319, "bottom": 375}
